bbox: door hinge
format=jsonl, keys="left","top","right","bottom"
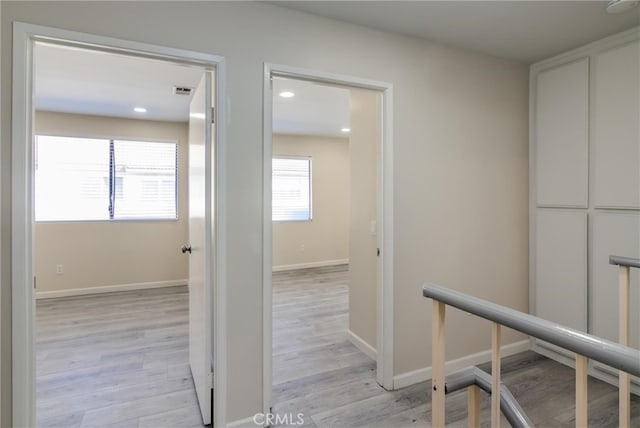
{"left": 211, "top": 107, "right": 215, "bottom": 124}
{"left": 34, "top": 276, "right": 37, "bottom": 289}
{"left": 210, "top": 372, "right": 215, "bottom": 388}
{"left": 377, "top": 248, "right": 381, "bottom": 257}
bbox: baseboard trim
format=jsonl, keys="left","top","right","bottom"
{"left": 227, "top": 416, "right": 257, "bottom": 427}
{"left": 35, "top": 279, "right": 187, "bottom": 299}
{"left": 272, "top": 259, "right": 349, "bottom": 272}
{"left": 533, "top": 340, "right": 640, "bottom": 396}
{"left": 347, "top": 329, "right": 377, "bottom": 360}
{"left": 393, "top": 339, "right": 531, "bottom": 389}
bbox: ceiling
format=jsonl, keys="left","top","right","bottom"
{"left": 35, "top": 43, "right": 350, "bottom": 136}
{"left": 34, "top": 2, "right": 639, "bottom": 133}
{"left": 271, "top": 1, "right": 640, "bottom": 63}
{"left": 34, "top": 42, "right": 205, "bottom": 122}
{"left": 273, "top": 78, "right": 350, "bottom": 138}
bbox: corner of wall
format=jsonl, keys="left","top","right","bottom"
{"left": 0, "top": 4, "right": 13, "bottom": 425}
{"left": 393, "top": 340, "right": 531, "bottom": 390}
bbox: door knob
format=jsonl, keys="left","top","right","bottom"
{"left": 181, "top": 245, "right": 192, "bottom": 254}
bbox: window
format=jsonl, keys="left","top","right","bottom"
{"left": 111, "top": 139, "right": 178, "bottom": 220}
{"left": 35, "top": 135, "right": 178, "bottom": 221}
{"left": 272, "top": 156, "right": 312, "bottom": 221}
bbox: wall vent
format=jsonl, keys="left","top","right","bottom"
{"left": 173, "top": 86, "right": 193, "bottom": 96}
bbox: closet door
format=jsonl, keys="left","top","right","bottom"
{"left": 535, "top": 58, "right": 589, "bottom": 208}
{"left": 591, "top": 213, "right": 640, "bottom": 345}
{"left": 534, "top": 58, "right": 589, "bottom": 339}
{"left": 532, "top": 30, "right": 640, "bottom": 387}
{"left": 590, "top": 212, "right": 640, "bottom": 381}
{"left": 592, "top": 41, "right": 640, "bottom": 209}
{"left": 590, "top": 40, "right": 640, "bottom": 381}
{"left": 535, "top": 210, "right": 587, "bottom": 333}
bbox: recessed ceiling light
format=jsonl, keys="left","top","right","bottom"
{"left": 279, "top": 91, "right": 295, "bottom": 98}
{"left": 341, "top": 128, "right": 351, "bottom": 133}
{"left": 134, "top": 107, "right": 147, "bottom": 113}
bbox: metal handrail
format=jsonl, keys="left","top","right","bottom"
{"left": 445, "top": 366, "right": 534, "bottom": 428}
{"left": 423, "top": 284, "right": 640, "bottom": 377}
{"left": 425, "top": 257, "right": 639, "bottom": 427}
{"left": 610, "top": 255, "right": 640, "bottom": 269}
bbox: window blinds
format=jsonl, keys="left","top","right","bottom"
{"left": 35, "top": 135, "right": 178, "bottom": 221}
{"left": 272, "top": 157, "right": 312, "bottom": 221}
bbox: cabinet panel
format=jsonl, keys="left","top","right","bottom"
{"left": 535, "top": 210, "right": 587, "bottom": 331}
{"left": 591, "top": 212, "right": 640, "bottom": 347}
{"left": 593, "top": 41, "right": 640, "bottom": 209}
{"left": 535, "top": 59, "right": 589, "bottom": 207}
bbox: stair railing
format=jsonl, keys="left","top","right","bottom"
{"left": 423, "top": 280, "right": 640, "bottom": 428}
{"left": 609, "top": 255, "right": 640, "bottom": 428}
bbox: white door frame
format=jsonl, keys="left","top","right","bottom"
{"left": 262, "top": 63, "right": 394, "bottom": 416}
{"left": 11, "top": 22, "right": 227, "bottom": 427}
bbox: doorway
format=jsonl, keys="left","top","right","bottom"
{"left": 262, "top": 64, "right": 394, "bottom": 417}
{"left": 11, "top": 23, "right": 226, "bottom": 427}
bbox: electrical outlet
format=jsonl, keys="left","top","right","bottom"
{"left": 56, "top": 264, "right": 64, "bottom": 274}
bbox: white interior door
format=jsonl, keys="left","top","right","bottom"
{"left": 187, "top": 70, "right": 215, "bottom": 425}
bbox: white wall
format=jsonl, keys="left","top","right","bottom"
{"left": 272, "top": 133, "right": 349, "bottom": 269}
{"left": 0, "top": 2, "right": 529, "bottom": 423}
{"left": 348, "top": 88, "right": 379, "bottom": 350}
{"left": 34, "top": 111, "right": 189, "bottom": 294}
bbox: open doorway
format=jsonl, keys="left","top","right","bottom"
{"left": 32, "top": 41, "right": 213, "bottom": 427}
{"left": 10, "top": 23, "right": 225, "bottom": 427}
{"left": 262, "top": 66, "right": 394, "bottom": 421}
{"left": 270, "top": 77, "right": 379, "bottom": 421}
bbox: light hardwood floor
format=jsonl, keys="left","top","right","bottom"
{"left": 36, "top": 266, "right": 639, "bottom": 427}
{"left": 272, "top": 265, "right": 640, "bottom": 427}
{"left": 36, "top": 286, "right": 204, "bottom": 428}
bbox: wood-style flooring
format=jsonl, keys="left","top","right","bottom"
{"left": 36, "top": 286, "right": 204, "bottom": 428}
{"left": 272, "top": 265, "right": 640, "bottom": 427}
{"left": 36, "top": 266, "right": 639, "bottom": 427}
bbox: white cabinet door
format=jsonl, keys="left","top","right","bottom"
{"left": 592, "top": 41, "right": 640, "bottom": 209}
{"left": 535, "top": 58, "right": 589, "bottom": 208}
{"left": 531, "top": 30, "right": 640, "bottom": 389}
{"left": 591, "top": 212, "right": 640, "bottom": 347}
{"left": 535, "top": 210, "right": 587, "bottom": 332}
{"left": 590, "top": 212, "right": 640, "bottom": 382}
